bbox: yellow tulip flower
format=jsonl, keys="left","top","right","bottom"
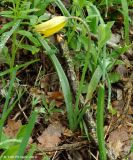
{"left": 34, "top": 16, "right": 68, "bottom": 37}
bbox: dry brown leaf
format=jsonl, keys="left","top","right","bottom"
{"left": 40, "top": 73, "right": 59, "bottom": 92}
{"left": 107, "top": 127, "right": 131, "bottom": 158}
{"left": 46, "top": 91, "right": 64, "bottom": 107}
{"left": 40, "top": 75, "right": 50, "bottom": 90}
{"left": 54, "top": 100, "right": 64, "bottom": 107}
{"left": 63, "top": 128, "right": 74, "bottom": 137}
{"left": 47, "top": 91, "right": 64, "bottom": 100}
{"left": 4, "top": 119, "right": 22, "bottom": 138}
{"left": 127, "top": 106, "right": 133, "bottom": 115}
{"left": 30, "top": 87, "right": 44, "bottom": 98}
{"left": 108, "top": 139, "right": 123, "bottom": 158}
{"left": 37, "top": 122, "right": 65, "bottom": 148}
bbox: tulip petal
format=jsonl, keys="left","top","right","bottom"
{"left": 35, "top": 16, "right": 68, "bottom": 37}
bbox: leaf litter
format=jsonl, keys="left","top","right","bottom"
{"left": 37, "top": 121, "right": 65, "bottom": 148}
{"left": 4, "top": 119, "right": 22, "bottom": 138}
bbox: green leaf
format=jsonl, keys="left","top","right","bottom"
{"left": 86, "top": 4, "right": 99, "bottom": 34}
{"left": 16, "top": 111, "right": 37, "bottom": 160}
{"left": 0, "top": 20, "right": 21, "bottom": 54}
{"left": 0, "top": 10, "right": 13, "bottom": 16}
{"left": 0, "top": 139, "right": 21, "bottom": 150}
{"left": 29, "top": 15, "right": 38, "bottom": 25}
{"left": 0, "top": 21, "right": 15, "bottom": 35}
{"left": 25, "top": 144, "right": 36, "bottom": 159}
{"left": 19, "top": 44, "right": 39, "bottom": 54}
{"left": 86, "top": 2, "right": 104, "bottom": 24}
{"left": 0, "top": 59, "right": 39, "bottom": 77}
{"left": 20, "top": 8, "right": 39, "bottom": 15}
{"left": 0, "top": 10, "right": 15, "bottom": 18}
{"left": 0, "top": 132, "right": 10, "bottom": 149}
{"left": 33, "top": 0, "right": 53, "bottom": 16}
{"left": 78, "top": 35, "right": 89, "bottom": 51}
{"left": 0, "top": 145, "right": 20, "bottom": 160}
{"left": 98, "top": 21, "right": 114, "bottom": 49}
{"left": 109, "top": 104, "right": 117, "bottom": 115}
{"left": 85, "top": 65, "right": 103, "bottom": 102}
{"left": 16, "top": 125, "right": 27, "bottom": 140}
{"left": 76, "top": 105, "right": 90, "bottom": 126}
{"left": 0, "top": 46, "right": 11, "bottom": 65}
{"left": 110, "top": 45, "right": 130, "bottom": 58}
{"left": 17, "top": 30, "right": 40, "bottom": 46}
{"left": 131, "top": 143, "right": 133, "bottom": 152}
{"left": 108, "top": 72, "right": 121, "bottom": 83}
{"left": 38, "top": 13, "right": 51, "bottom": 23}
{"left": 86, "top": 15, "right": 98, "bottom": 34}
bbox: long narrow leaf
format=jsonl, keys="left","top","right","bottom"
{"left": 0, "top": 59, "right": 39, "bottom": 77}
{"left": 35, "top": 33, "right": 74, "bottom": 130}
{"left": 25, "top": 144, "right": 36, "bottom": 159}
{"left": 0, "top": 70, "right": 16, "bottom": 142}
{"left": 0, "top": 90, "right": 24, "bottom": 142}
{"left": 0, "top": 21, "right": 15, "bottom": 35}
{"left": 85, "top": 65, "right": 102, "bottom": 103}
{"left": 16, "top": 111, "right": 37, "bottom": 160}
{"left": 0, "top": 20, "right": 21, "bottom": 53}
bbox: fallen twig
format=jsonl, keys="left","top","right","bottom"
{"left": 40, "top": 141, "right": 89, "bottom": 152}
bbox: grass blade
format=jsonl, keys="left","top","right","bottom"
{"left": 0, "top": 59, "right": 39, "bottom": 77}
{"left": 16, "top": 111, "right": 37, "bottom": 160}
{"left": 0, "top": 20, "right": 21, "bottom": 53}
{"left": 0, "top": 70, "right": 16, "bottom": 141}
{"left": 121, "top": 0, "right": 130, "bottom": 44}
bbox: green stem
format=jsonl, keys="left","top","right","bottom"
{"left": 11, "top": 32, "right": 17, "bottom": 69}
{"left": 102, "top": 45, "right": 106, "bottom": 82}
{"left": 106, "top": 73, "right": 111, "bottom": 109}
{"left": 96, "top": 84, "right": 107, "bottom": 160}
{"left": 121, "top": 0, "right": 130, "bottom": 44}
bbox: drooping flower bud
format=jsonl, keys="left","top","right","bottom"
{"left": 34, "top": 16, "right": 68, "bottom": 37}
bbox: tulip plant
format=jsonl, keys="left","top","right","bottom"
{"left": 34, "top": 15, "right": 92, "bottom": 131}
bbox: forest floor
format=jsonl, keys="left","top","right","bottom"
{"left": 0, "top": 1, "right": 133, "bottom": 160}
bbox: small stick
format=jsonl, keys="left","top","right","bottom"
{"left": 56, "top": 34, "right": 84, "bottom": 104}
{"left": 40, "top": 141, "right": 89, "bottom": 152}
